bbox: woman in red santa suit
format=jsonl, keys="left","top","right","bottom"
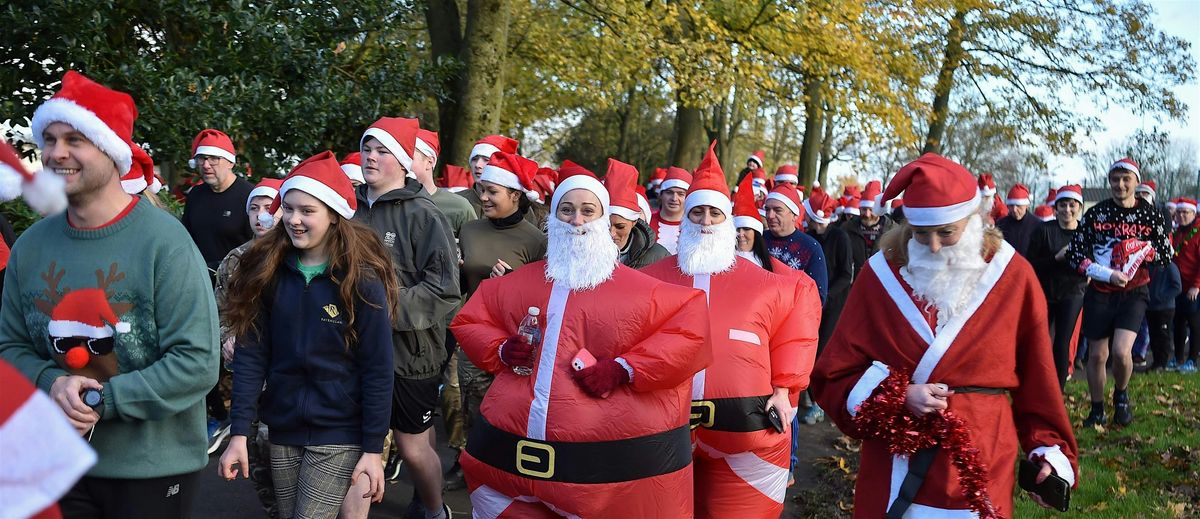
{"left": 642, "top": 142, "right": 821, "bottom": 519}
{"left": 811, "top": 153, "right": 1078, "bottom": 518}
{"left": 450, "top": 169, "right": 711, "bottom": 518}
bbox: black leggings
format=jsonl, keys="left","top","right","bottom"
{"left": 1047, "top": 296, "right": 1084, "bottom": 389}
{"left": 1174, "top": 295, "right": 1200, "bottom": 363}
{"left": 1147, "top": 309, "right": 1175, "bottom": 367}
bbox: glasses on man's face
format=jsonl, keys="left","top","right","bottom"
{"left": 51, "top": 336, "right": 116, "bottom": 356}
{"left": 195, "top": 155, "right": 224, "bottom": 166}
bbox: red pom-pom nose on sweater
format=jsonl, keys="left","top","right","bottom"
{"left": 65, "top": 346, "right": 90, "bottom": 369}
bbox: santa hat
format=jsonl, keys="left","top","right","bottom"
{"left": 774, "top": 164, "right": 799, "bottom": 185}
{"left": 1135, "top": 180, "right": 1156, "bottom": 196}
{"left": 1055, "top": 184, "right": 1083, "bottom": 204}
{"left": 361, "top": 117, "right": 419, "bottom": 171}
{"left": 530, "top": 167, "right": 558, "bottom": 204}
{"left": 649, "top": 167, "right": 667, "bottom": 187}
{"left": 842, "top": 192, "right": 861, "bottom": 216}
{"left": 684, "top": 141, "right": 731, "bottom": 215}
{"left": 480, "top": 152, "right": 540, "bottom": 200}
{"left": 1034, "top": 205, "right": 1055, "bottom": 221}
{"left": 804, "top": 187, "right": 837, "bottom": 225}
{"left": 0, "top": 359, "right": 96, "bottom": 519}
{"left": 767, "top": 183, "right": 804, "bottom": 216}
{"left": 1109, "top": 157, "right": 1140, "bottom": 180}
{"left": 121, "top": 145, "right": 159, "bottom": 195}
{"left": 1166, "top": 198, "right": 1178, "bottom": 211}
{"left": 634, "top": 185, "right": 652, "bottom": 222}
{"left": 660, "top": 166, "right": 692, "bottom": 193}
{"left": 443, "top": 164, "right": 473, "bottom": 193}
{"left": 1044, "top": 188, "right": 1058, "bottom": 205}
{"left": 188, "top": 129, "right": 236, "bottom": 168}
{"left": 1175, "top": 197, "right": 1198, "bottom": 213}
{"left": 339, "top": 152, "right": 364, "bottom": 185}
{"left": 990, "top": 193, "right": 1009, "bottom": 221}
{"left": 0, "top": 140, "right": 67, "bottom": 216}
{"left": 270, "top": 151, "right": 357, "bottom": 219}
{"left": 748, "top": 150, "right": 765, "bottom": 168}
{"left": 1005, "top": 183, "right": 1031, "bottom": 206}
{"left": 470, "top": 135, "right": 519, "bottom": 161}
{"left": 246, "top": 177, "right": 284, "bottom": 213}
{"left": 733, "top": 172, "right": 763, "bottom": 233}
{"left": 416, "top": 128, "right": 440, "bottom": 161}
{"left": 977, "top": 173, "right": 997, "bottom": 196}
{"left": 881, "top": 153, "right": 979, "bottom": 227}
{"left": 550, "top": 165, "right": 609, "bottom": 214}
{"left": 48, "top": 288, "right": 131, "bottom": 339}
{"left": 604, "top": 159, "right": 643, "bottom": 221}
{"left": 887, "top": 197, "right": 904, "bottom": 213}
{"left": 859, "top": 180, "right": 883, "bottom": 209}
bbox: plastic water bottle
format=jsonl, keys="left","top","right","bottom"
{"left": 512, "top": 307, "right": 542, "bottom": 376}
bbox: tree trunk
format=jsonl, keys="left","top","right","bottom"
{"left": 923, "top": 8, "right": 968, "bottom": 154}
{"left": 424, "top": 0, "right": 464, "bottom": 171}
{"left": 818, "top": 107, "right": 835, "bottom": 186}
{"left": 615, "top": 85, "right": 637, "bottom": 159}
{"left": 797, "top": 76, "right": 823, "bottom": 187}
{"left": 449, "top": 0, "right": 512, "bottom": 167}
{"left": 670, "top": 98, "right": 706, "bottom": 169}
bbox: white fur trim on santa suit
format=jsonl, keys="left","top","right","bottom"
{"left": 1005, "top": 197, "right": 1030, "bottom": 206}
{"left": 734, "top": 215, "right": 763, "bottom": 234}
{"left": 32, "top": 98, "right": 133, "bottom": 174}
{"left": 660, "top": 179, "right": 690, "bottom": 193}
{"left": 415, "top": 137, "right": 437, "bottom": 161}
{"left": 361, "top": 127, "right": 413, "bottom": 171}
{"left": 550, "top": 174, "right": 610, "bottom": 215}
{"left": 1054, "top": 191, "right": 1083, "bottom": 204}
{"left": 774, "top": 173, "right": 798, "bottom": 184}
{"left": 847, "top": 361, "right": 890, "bottom": 417}
{"left": 193, "top": 145, "right": 236, "bottom": 163}
{"left": 340, "top": 164, "right": 364, "bottom": 184}
{"left": 1177, "top": 201, "right": 1198, "bottom": 212}
{"left": 528, "top": 283, "right": 571, "bottom": 440}
{"left": 684, "top": 189, "right": 733, "bottom": 216}
{"left": 609, "top": 204, "right": 642, "bottom": 222}
{"left": 766, "top": 192, "right": 800, "bottom": 216}
{"left": 690, "top": 274, "right": 711, "bottom": 399}
{"left": 48, "top": 319, "right": 131, "bottom": 339}
{"left": 1030, "top": 445, "right": 1076, "bottom": 487}
{"left": 803, "top": 199, "right": 832, "bottom": 225}
{"left": 470, "top": 143, "right": 501, "bottom": 161}
{"left": 901, "top": 197, "right": 980, "bottom": 227}
{"left": 278, "top": 175, "right": 356, "bottom": 220}
{"left": 695, "top": 439, "right": 789, "bottom": 503}
{"left": 469, "top": 485, "right": 581, "bottom": 519}
{"left": 246, "top": 186, "right": 280, "bottom": 212}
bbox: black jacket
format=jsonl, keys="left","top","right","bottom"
{"left": 1027, "top": 220, "right": 1087, "bottom": 302}
{"left": 996, "top": 212, "right": 1042, "bottom": 256}
{"left": 355, "top": 179, "right": 461, "bottom": 378}
{"left": 621, "top": 219, "right": 671, "bottom": 270}
{"left": 842, "top": 215, "right": 894, "bottom": 278}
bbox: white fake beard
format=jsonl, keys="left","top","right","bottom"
{"left": 545, "top": 216, "right": 619, "bottom": 291}
{"left": 900, "top": 215, "right": 988, "bottom": 332}
{"left": 678, "top": 218, "right": 738, "bottom": 276}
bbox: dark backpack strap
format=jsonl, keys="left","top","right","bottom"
{"left": 885, "top": 446, "right": 940, "bottom": 519}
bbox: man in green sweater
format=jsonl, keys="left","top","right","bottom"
{"left": 0, "top": 71, "right": 218, "bottom": 518}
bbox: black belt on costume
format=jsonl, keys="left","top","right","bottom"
{"left": 466, "top": 415, "right": 692, "bottom": 484}
{"left": 951, "top": 386, "right": 1007, "bottom": 395}
{"left": 689, "top": 394, "right": 774, "bottom": 432}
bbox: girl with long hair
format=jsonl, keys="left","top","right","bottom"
{"left": 218, "top": 152, "right": 399, "bottom": 519}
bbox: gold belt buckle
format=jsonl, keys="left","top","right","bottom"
{"left": 515, "top": 439, "right": 555, "bottom": 479}
{"left": 690, "top": 400, "right": 716, "bottom": 430}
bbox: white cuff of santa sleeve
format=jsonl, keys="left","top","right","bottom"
{"left": 1085, "top": 263, "right": 1118, "bottom": 283}
{"left": 1029, "top": 445, "right": 1075, "bottom": 487}
{"left": 615, "top": 357, "right": 634, "bottom": 383}
{"left": 847, "top": 361, "right": 890, "bottom": 417}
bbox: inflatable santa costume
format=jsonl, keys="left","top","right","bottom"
{"left": 451, "top": 169, "right": 711, "bottom": 518}
{"left": 642, "top": 142, "right": 821, "bottom": 519}
{"left": 811, "top": 153, "right": 1078, "bottom": 518}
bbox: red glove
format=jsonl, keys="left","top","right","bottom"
{"left": 499, "top": 337, "right": 534, "bottom": 369}
{"left": 573, "top": 358, "right": 629, "bottom": 398}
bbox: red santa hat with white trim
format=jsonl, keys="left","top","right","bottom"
{"left": 859, "top": 179, "right": 883, "bottom": 210}
{"left": 530, "top": 167, "right": 558, "bottom": 204}
{"left": 1175, "top": 197, "right": 1198, "bottom": 213}
{"left": 1005, "top": 183, "right": 1031, "bottom": 206}
{"left": 550, "top": 161, "right": 609, "bottom": 213}
{"left": 269, "top": 151, "right": 357, "bottom": 219}
{"left": 416, "top": 128, "right": 440, "bottom": 162}
{"left": 443, "top": 164, "right": 473, "bottom": 192}
{"left": 747, "top": 149, "right": 765, "bottom": 169}
{"left": 805, "top": 187, "right": 838, "bottom": 225}
{"left": 660, "top": 166, "right": 692, "bottom": 193}
{"left": 767, "top": 182, "right": 804, "bottom": 216}
{"left": 1034, "top": 204, "right": 1055, "bottom": 221}
{"left": 480, "top": 152, "right": 540, "bottom": 200}
{"left": 339, "top": 152, "right": 364, "bottom": 184}
{"left": 733, "top": 171, "right": 763, "bottom": 233}
{"left": 649, "top": 167, "right": 667, "bottom": 188}
{"left": 841, "top": 187, "right": 861, "bottom": 216}
{"left": 48, "top": 288, "right": 132, "bottom": 340}
{"left": 684, "top": 141, "right": 731, "bottom": 215}
{"left": 1054, "top": 184, "right": 1083, "bottom": 204}
{"left": 188, "top": 129, "right": 236, "bottom": 168}
{"left": 31, "top": 71, "right": 157, "bottom": 199}
{"left": 1135, "top": 179, "right": 1156, "bottom": 197}
{"left": 881, "top": 153, "right": 979, "bottom": 227}
{"left": 1109, "top": 157, "right": 1140, "bottom": 180}
{"left": 469, "top": 134, "right": 519, "bottom": 162}
{"left": 604, "top": 158, "right": 642, "bottom": 221}
{"left": 774, "top": 164, "right": 799, "bottom": 185}
{"left": 635, "top": 185, "right": 653, "bottom": 222}
{"left": 0, "top": 140, "right": 66, "bottom": 216}
{"left": 361, "top": 117, "right": 419, "bottom": 172}
{"left": 246, "top": 177, "right": 284, "bottom": 212}
{"left": 1044, "top": 188, "right": 1057, "bottom": 205}
{"left": 977, "top": 173, "right": 997, "bottom": 196}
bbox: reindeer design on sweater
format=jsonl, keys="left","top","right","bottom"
{"left": 35, "top": 262, "right": 132, "bottom": 382}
